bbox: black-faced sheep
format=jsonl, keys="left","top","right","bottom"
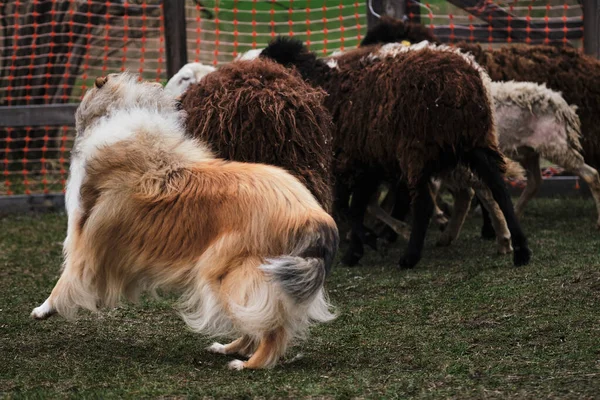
{"left": 257, "top": 37, "right": 531, "bottom": 268}
{"left": 178, "top": 58, "right": 335, "bottom": 213}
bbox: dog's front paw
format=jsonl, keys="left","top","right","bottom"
{"left": 228, "top": 359, "right": 246, "bottom": 371}
{"left": 206, "top": 342, "right": 226, "bottom": 354}
{"left": 31, "top": 299, "right": 56, "bottom": 320}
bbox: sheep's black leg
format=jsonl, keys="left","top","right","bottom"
{"left": 379, "top": 181, "right": 412, "bottom": 244}
{"left": 478, "top": 197, "right": 496, "bottom": 239}
{"left": 333, "top": 179, "right": 352, "bottom": 222}
{"left": 398, "top": 179, "right": 434, "bottom": 269}
{"left": 341, "top": 231, "right": 364, "bottom": 266}
{"left": 466, "top": 148, "right": 531, "bottom": 266}
{"left": 340, "top": 172, "right": 380, "bottom": 266}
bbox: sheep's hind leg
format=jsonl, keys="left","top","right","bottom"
{"left": 555, "top": 153, "right": 600, "bottom": 229}
{"left": 430, "top": 180, "right": 449, "bottom": 231}
{"left": 479, "top": 199, "right": 496, "bottom": 240}
{"left": 398, "top": 179, "right": 434, "bottom": 269}
{"left": 476, "top": 188, "right": 512, "bottom": 254}
{"left": 436, "top": 186, "right": 473, "bottom": 247}
{"left": 341, "top": 173, "right": 380, "bottom": 266}
{"left": 514, "top": 153, "right": 542, "bottom": 218}
{"left": 576, "top": 164, "right": 600, "bottom": 229}
{"left": 467, "top": 148, "right": 531, "bottom": 266}
{"left": 378, "top": 181, "right": 412, "bottom": 244}
{"left": 367, "top": 200, "right": 411, "bottom": 241}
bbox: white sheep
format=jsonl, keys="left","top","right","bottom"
{"left": 164, "top": 62, "right": 216, "bottom": 97}
{"left": 492, "top": 81, "right": 600, "bottom": 228}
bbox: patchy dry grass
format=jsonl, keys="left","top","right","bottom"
{"left": 1, "top": 198, "right": 599, "bottom": 399}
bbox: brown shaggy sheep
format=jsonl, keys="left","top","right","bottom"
{"left": 362, "top": 17, "right": 600, "bottom": 234}
{"left": 179, "top": 58, "right": 335, "bottom": 212}
{"left": 360, "top": 16, "right": 439, "bottom": 47}
{"left": 258, "top": 37, "right": 531, "bottom": 268}
{"left": 362, "top": 18, "right": 600, "bottom": 171}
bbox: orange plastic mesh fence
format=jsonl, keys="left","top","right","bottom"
{"left": 0, "top": 0, "right": 586, "bottom": 197}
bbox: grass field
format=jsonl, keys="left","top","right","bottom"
{"left": 1, "top": 198, "right": 599, "bottom": 398}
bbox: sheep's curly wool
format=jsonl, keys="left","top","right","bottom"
{"left": 307, "top": 41, "right": 502, "bottom": 187}
{"left": 259, "top": 37, "right": 532, "bottom": 269}
{"left": 491, "top": 81, "right": 583, "bottom": 159}
{"left": 363, "top": 17, "right": 600, "bottom": 169}
{"left": 180, "top": 58, "right": 335, "bottom": 211}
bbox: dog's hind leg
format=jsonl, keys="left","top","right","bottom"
{"left": 207, "top": 335, "right": 257, "bottom": 357}
{"left": 31, "top": 271, "right": 76, "bottom": 320}
{"left": 228, "top": 327, "right": 288, "bottom": 370}
{"left": 31, "top": 297, "right": 57, "bottom": 320}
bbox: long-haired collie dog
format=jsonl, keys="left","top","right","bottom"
{"left": 30, "top": 72, "right": 338, "bottom": 370}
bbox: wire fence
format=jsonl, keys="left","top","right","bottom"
{"left": 409, "top": 0, "right": 583, "bottom": 47}
{"left": 0, "top": 0, "right": 588, "bottom": 197}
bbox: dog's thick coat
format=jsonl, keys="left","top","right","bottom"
{"left": 31, "top": 73, "right": 338, "bottom": 370}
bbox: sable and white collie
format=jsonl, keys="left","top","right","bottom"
{"left": 31, "top": 73, "right": 338, "bottom": 370}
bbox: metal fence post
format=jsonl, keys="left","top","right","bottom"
{"left": 583, "top": 0, "right": 600, "bottom": 58}
{"left": 163, "top": 0, "right": 188, "bottom": 79}
{"left": 366, "top": 0, "right": 406, "bottom": 30}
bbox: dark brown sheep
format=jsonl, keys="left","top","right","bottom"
{"left": 360, "top": 15, "right": 439, "bottom": 47}
{"left": 362, "top": 18, "right": 600, "bottom": 170}
{"left": 179, "top": 58, "right": 335, "bottom": 212}
{"left": 259, "top": 37, "right": 531, "bottom": 268}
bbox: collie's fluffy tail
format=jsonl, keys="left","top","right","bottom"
{"left": 262, "top": 220, "right": 339, "bottom": 304}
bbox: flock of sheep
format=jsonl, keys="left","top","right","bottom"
{"left": 166, "top": 17, "right": 600, "bottom": 270}
{"left": 30, "top": 17, "right": 600, "bottom": 370}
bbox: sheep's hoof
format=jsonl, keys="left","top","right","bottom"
{"left": 480, "top": 224, "right": 496, "bottom": 240}
{"left": 378, "top": 227, "right": 399, "bottom": 244}
{"left": 363, "top": 231, "right": 378, "bottom": 251}
{"left": 433, "top": 213, "right": 449, "bottom": 232}
{"left": 437, "top": 221, "right": 448, "bottom": 232}
{"left": 513, "top": 246, "right": 531, "bottom": 266}
{"left": 436, "top": 235, "right": 453, "bottom": 247}
{"left": 398, "top": 253, "right": 421, "bottom": 269}
{"left": 341, "top": 250, "right": 363, "bottom": 267}
{"left": 344, "top": 230, "right": 353, "bottom": 242}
